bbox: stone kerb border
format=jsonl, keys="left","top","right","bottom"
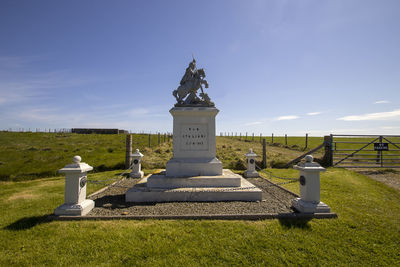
{"left": 48, "top": 212, "right": 338, "bottom": 221}
{"left": 50, "top": 173, "right": 337, "bottom": 221}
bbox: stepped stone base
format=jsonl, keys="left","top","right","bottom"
{"left": 292, "top": 198, "right": 331, "bottom": 213}
{"left": 125, "top": 169, "right": 262, "bottom": 202}
{"left": 147, "top": 169, "right": 241, "bottom": 188}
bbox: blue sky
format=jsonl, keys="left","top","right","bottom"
{"left": 0, "top": 0, "right": 399, "bottom": 135}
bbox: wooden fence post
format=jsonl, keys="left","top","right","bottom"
{"left": 305, "top": 133, "right": 308, "bottom": 149}
{"left": 246, "top": 132, "right": 248, "bottom": 140}
{"left": 148, "top": 134, "right": 151, "bottom": 148}
{"left": 252, "top": 133, "right": 254, "bottom": 142}
{"left": 285, "top": 134, "right": 287, "bottom": 146}
{"left": 125, "top": 134, "right": 132, "bottom": 169}
{"left": 323, "top": 135, "right": 333, "bottom": 167}
{"left": 262, "top": 138, "right": 267, "bottom": 168}
{"left": 272, "top": 133, "right": 274, "bottom": 144}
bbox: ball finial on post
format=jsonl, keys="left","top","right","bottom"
{"left": 73, "top": 155, "right": 81, "bottom": 163}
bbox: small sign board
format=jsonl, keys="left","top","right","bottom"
{"left": 374, "top": 143, "right": 389, "bottom": 151}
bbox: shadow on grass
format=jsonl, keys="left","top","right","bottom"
{"left": 4, "top": 214, "right": 52, "bottom": 231}
{"left": 278, "top": 218, "right": 312, "bottom": 230}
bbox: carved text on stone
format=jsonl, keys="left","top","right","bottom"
{"left": 180, "top": 124, "right": 208, "bottom": 151}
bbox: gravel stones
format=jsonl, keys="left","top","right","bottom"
{"left": 87, "top": 177, "right": 298, "bottom": 217}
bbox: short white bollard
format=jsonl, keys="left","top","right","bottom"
{"left": 129, "top": 149, "right": 144, "bottom": 178}
{"left": 292, "top": 155, "right": 331, "bottom": 213}
{"left": 54, "top": 156, "right": 95, "bottom": 216}
{"left": 243, "top": 148, "right": 259, "bottom": 178}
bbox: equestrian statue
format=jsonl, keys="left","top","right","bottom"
{"left": 172, "top": 58, "right": 215, "bottom": 107}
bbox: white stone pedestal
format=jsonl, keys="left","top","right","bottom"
{"left": 54, "top": 156, "right": 95, "bottom": 216}
{"left": 291, "top": 155, "right": 331, "bottom": 213}
{"left": 166, "top": 107, "right": 222, "bottom": 177}
{"left": 243, "top": 149, "right": 259, "bottom": 178}
{"left": 130, "top": 149, "right": 144, "bottom": 178}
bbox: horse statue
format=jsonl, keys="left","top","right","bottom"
{"left": 173, "top": 68, "right": 210, "bottom": 105}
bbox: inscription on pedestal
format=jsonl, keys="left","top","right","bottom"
{"left": 180, "top": 124, "right": 208, "bottom": 151}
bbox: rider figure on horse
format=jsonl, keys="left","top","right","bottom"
{"left": 173, "top": 58, "right": 214, "bottom": 107}
{"left": 180, "top": 59, "right": 197, "bottom": 86}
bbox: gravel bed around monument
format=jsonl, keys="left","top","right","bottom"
{"left": 87, "top": 177, "right": 297, "bottom": 217}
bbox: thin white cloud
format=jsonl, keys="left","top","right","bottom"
{"left": 2, "top": 103, "right": 171, "bottom": 131}
{"left": 337, "top": 109, "right": 400, "bottom": 121}
{"left": 374, "top": 100, "right": 390, "bottom": 104}
{"left": 305, "top": 126, "right": 400, "bottom": 136}
{"left": 244, "top": 121, "right": 263, "bottom": 126}
{"left": 380, "top": 126, "right": 400, "bottom": 130}
{"left": 0, "top": 70, "right": 97, "bottom": 106}
{"left": 127, "top": 108, "right": 149, "bottom": 116}
{"left": 307, "top": 112, "right": 321, "bottom": 116}
{"left": 275, "top": 115, "right": 299, "bottom": 121}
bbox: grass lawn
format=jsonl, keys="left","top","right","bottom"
{"left": 1, "top": 168, "right": 399, "bottom": 265}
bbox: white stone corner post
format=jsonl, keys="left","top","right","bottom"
{"left": 54, "top": 156, "right": 94, "bottom": 216}
{"left": 292, "top": 155, "right": 331, "bottom": 213}
{"left": 244, "top": 148, "right": 259, "bottom": 178}
{"left": 129, "top": 149, "right": 144, "bottom": 178}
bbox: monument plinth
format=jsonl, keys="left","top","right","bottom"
{"left": 126, "top": 58, "right": 262, "bottom": 202}
{"left": 166, "top": 106, "right": 222, "bottom": 177}
{"left": 292, "top": 155, "right": 331, "bottom": 213}
{"left": 54, "top": 156, "right": 95, "bottom": 216}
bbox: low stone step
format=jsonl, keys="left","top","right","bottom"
{"left": 146, "top": 169, "right": 241, "bottom": 188}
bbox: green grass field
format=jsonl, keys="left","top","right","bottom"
{"left": 0, "top": 132, "right": 323, "bottom": 181}
{"left": 3, "top": 131, "right": 400, "bottom": 182}
{"left": 0, "top": 132, "right": 164, "bottom": 181}
{"left": 1, "top": 168, "right": 399, "bottom": 265}
{"left": 2, "top": 131, "right": 399, "bottom": 181}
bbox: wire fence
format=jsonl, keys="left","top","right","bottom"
{"left": 220, "top": 132, "right": 311, "bottom": 148}
{"left": 255, "top": 163, "right": 299, "bottom": 185}
{"left": 86, "top": 162, "right": 134, "bottom": 189}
